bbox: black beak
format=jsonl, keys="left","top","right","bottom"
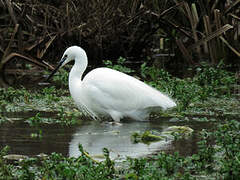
{"left": 46, "top": 56, "right": 67, "bottom": 82}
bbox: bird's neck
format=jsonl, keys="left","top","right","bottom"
{"left": 69, "top": 57, "right": 87, "bottom": 83}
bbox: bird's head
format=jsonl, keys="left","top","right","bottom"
{"left": 60, "top": 46, "right": 86, "bottom": 67}
{"left": 46, "top": 46, "right": 86, "bottom": 81}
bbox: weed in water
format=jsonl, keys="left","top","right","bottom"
{"left": 26, "top": 113, "right": 43, "bottom": 138}
{"left": 194, "top": 129, "right": 215, "bottom": 172}
{"left": 194, "top": 63, "right": 236, "bottom": 98}
{"left": 41, "top": 86, "right": 60, "bottom": 103}
{"left": 57, "top": 107, "right": 81, "bottom": 126}
{"left": 215, "top": 120, "right": 240, "bottom": 179}
{"left": 0, "top": 146, "right": 13, "bottom": 179}
{"left": 0, "top": 87, "right": 31, "bottom": 103}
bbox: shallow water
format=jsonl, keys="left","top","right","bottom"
{"left": 0, "top": 112, "right": 214, "bottom": 160}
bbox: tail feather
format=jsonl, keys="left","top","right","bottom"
{"left": 143, "top": 86, "right": 176, "bottom": 110}
{"left": 154, "top": 93, "right": 176, "bottom": 110}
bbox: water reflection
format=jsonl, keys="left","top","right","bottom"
{"left": 69, "top": 121, "right": 173, "bottom": 161}
{"left": 0, "top": 116, "right": 213, "bottom": 159}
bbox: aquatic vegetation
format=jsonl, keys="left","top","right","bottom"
{"left": 131, "top": 131, "right": 164, "bottom": 144}
{"left": 0, "top": 120, "right": 239, "bottom": 179}
{"left": 57, "top": 107, "right": 82, "bottom": 126}
{"left": 103, "top": 57, "right": 135, "bottom": 74}
{"left": 0, "top": 114, "right": 7, "bottom": 124}
{"left": 215, "top": 120, "right": 240, "bottom": 179}
{"left": 26, "top": 113, "right": 44, "bottom": 126}
{"left": 124, "top": 152, "right": 185, "bottom": 179}
{"left": 26, "top": 113, "right": 43, "bottom": 138}
{"left": 165, "top": 126, "right": 194, "bottom": 140}
{"left": 131, "top": 126, "right": 194, "bottom": 144}
{"left": 0, "top": 87, "right": 30, "bottom": 103}
{"left": 1, "top": 145, "right": 117, "bottom": 179}
{"left": 182, "top": 97, "right": 240, "bottom": 120}
{"left": 104, "top": 59, "right": 238, "bottom": 114}
{"left": 137, "top": 61, "right": 237, "bottom": 111}
{"left": 0, "top": 86, "right": 75, "bottom": 113}
{"left": 0, "top": 62, "right": 239, "bottom": 127}
{"left": 25, "top": 110, "right": 82, "bottom": 127}
{"left": 194, "top": 63, "right": 236, "bottom": 97}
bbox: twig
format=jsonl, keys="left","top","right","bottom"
{"left": 189, "top": 24, "right": 233, "bottom": 50}
{"left": 220, "top": 36, "right": 240, "bottom": 57}
{"left": 5, "top": 0, "right": 17, "bottom": 24}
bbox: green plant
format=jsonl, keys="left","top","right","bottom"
{"left": 0, "top": 146, "right": 13, "bottom": 179}
{"left": 193, "top": 129, "right": 215, "bottom": 172}
{"left": 0, "top": 114, "right": 7, "bottom": 125}
{"left": 194, "top": 63, "right": 236, "bottom": 97}
{"left": 155, "top": 152, "right": 183, "bottom": 176}
{"left": 140, "top": 63, "right": 172, "bottom": 82}
{"left": 26, "top": 113, "right": 42, "bottom": 126}
{"left": 215, "top": 120, "right": 240, "bottom": 179}
{"left": 0, "top": 87, "right": 31, "bottom": 103}
{"left": 52, "top": 68, "right": 69, "bottom": 86}
{"left": 131, "top": 130, "right": 164, "bottom": 144}
{"left": 124, "top": 152, "right": 184, "bottom": 179}
{"left": 171, "top": 78, "right": 201, "bottom": 111}
{"left": 40, "top": 86, "right": 61, "bottom": 104}
{"left": 57, "top": 107, "right": 81, "bottom": 126}
{"left": 26, "top": 113, "right": 43, "bottom": 138}
{"left": 103, "top": 57, "right": 135, "bottom": 74}
{"left": 103, "top": 148, "right": 115, "bottom": 179}
{"left": 14, "top": 145, "right": 117, "bottom": 180}
{"left": 142, "top": 65, "right": 236, "bottom": 111}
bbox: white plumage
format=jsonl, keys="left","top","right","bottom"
{"left": 48, "top": 46, "right": 176, "bottom": 121}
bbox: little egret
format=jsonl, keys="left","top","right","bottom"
{"left": 47, "top": 46, "right": 176, "bottom": 121}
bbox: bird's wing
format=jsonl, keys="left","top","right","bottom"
{"left": 82, "top": 68, "right": 175, "bottom": 111}
{"left": 82, "top": 68, "right": 143, "bottom": 111}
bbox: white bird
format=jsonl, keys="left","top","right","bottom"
{"left": 47, "top": 46, "right": 176, "bottom": 122}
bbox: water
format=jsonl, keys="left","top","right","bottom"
{"left": 0, "top": 122, "right": 74, "bottom": 156}
{"left": 0, "top": 113, "right": 213, "bottom": 160}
